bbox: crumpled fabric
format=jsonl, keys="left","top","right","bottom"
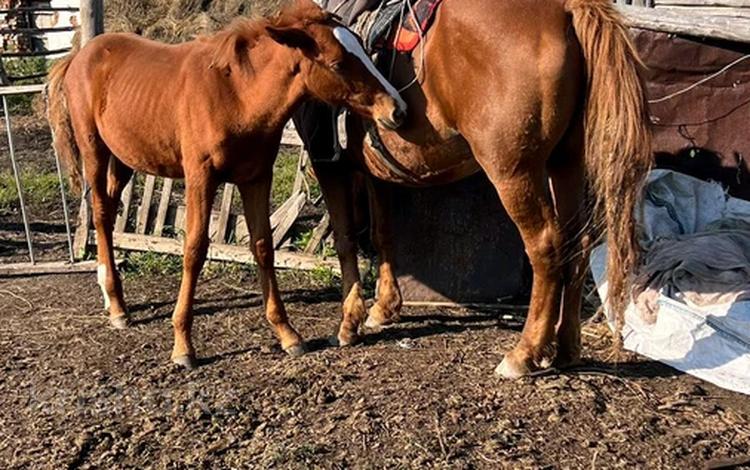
{"left": 590, "top": 169, "right": 750, "bottom": 395}
{"left": 634, "top": 218, "right": 750, "bottom": 323}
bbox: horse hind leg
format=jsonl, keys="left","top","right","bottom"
{"left": 364, "top": 177, "right": 402, "bottom": 328}
{"left": 80, "top": 140, "right": 130, "bottom": 328}
{"left": 312, "top": 163, "right": 367, "bottom": 346}
{"left": 548, "top": 124, "right": 589, "bottom": 369}
{"left": 238, "top": 176, "right": 305, "bottom": 356}
{"left": 470, "top": 138, "right": 564, "bottom": 378}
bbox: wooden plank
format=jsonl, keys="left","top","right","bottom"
{"left": 0, "top": 84, "right": 45, "bottom": 96}
{"left": 234, "top": 214, "right": 250, "bottom": 245}
{"left": 80, "top": 0, "right": 104, "bottom": 44}
{"left": 292, "top": 149, "right": 308, "bottom": 196}
{"left": 303, "top": 212, "right": 331, "bottom": 255}
{"left": 617, "top": 4, "right": 750, "bottom": 41}
{"left": 135, "top": 175, "right": 156, "bottom": 234}
{"left": 653, "top": 5, "right": 750, "bottom": 17}
{"left": 655, "top": 0, "right": 750, "bottom": 6}
{"left": 72, "top": 197, "right": 90, "bottom": 259}
{"left": 174, "top": 205, "right": 223, "bottom": 240}
{"left": 213, "top": 184, "right": 235, "bottom": 243}
{"left": 0, "top": 7, "right": 80, "bottom": 13}
{"left": 402, "top": 300, "right": 529, "bottom": 313}
{"left": 0, "top": 259, "right": 122, "bottom": 277}
{"left": 153, "top": 178, "right": 173, "bottom": 236}
{"left": 272, "top": 192, "right": 306, "bottom": 248}
{"left": 270, "top": 192, "right": 300, "bottom": 230}
{"left": 281, "top": 123, "right": 303, "bottom": 147}
{"left": 1, "top": 48, "right": 72, "bottom": 58}
{"left": 114, "top": 178, "right": 134, "bottom": 233}
{"left": 98, "top": 231, "right": 341, "bottom": 272}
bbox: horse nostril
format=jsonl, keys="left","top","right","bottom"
{"left": 392, "top": 107, "right": 406, "bottom": 126}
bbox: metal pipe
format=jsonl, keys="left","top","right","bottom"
{"left": 53, "top": 141, "right": 75, "bottom": 263}
{"left": 2, "top": 96, "right": 35, "bottom": 264}
{"left": 44, "top": 85, "right": 75, "bottom": 263}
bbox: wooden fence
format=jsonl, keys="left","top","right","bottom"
{"left": 71, "top": 126, "right": 340, "bottom": 273}
{"left": 3, "top": 0, "right": 749, "bottom": 276}
{"left": 614, "top": 0, "right": 750, "bottom": 43}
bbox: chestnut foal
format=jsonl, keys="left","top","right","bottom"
{"left": 47, "top": 0, "right": 405, "bottom": 368}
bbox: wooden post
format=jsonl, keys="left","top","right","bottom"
{"left": 72, "top": 0, "right": 105, "bottom": 259}
{"left": 80, "top": 0, "right": 105, "bottom": 43}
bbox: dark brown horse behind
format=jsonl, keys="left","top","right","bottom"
{"left": 46, "top": 0, "right": 405, "bottom": 368}
{"left": 300, "top": 0, "right": 652, "bottom": 378}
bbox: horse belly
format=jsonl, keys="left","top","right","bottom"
{"left": 364, "top": 130, "right": 477, "bottom": 186}
{"left": 358, "top": 74, "right": 478, "bottom": 186}
{"left": 99, "top": 122, "right": 184, "bottom": 178}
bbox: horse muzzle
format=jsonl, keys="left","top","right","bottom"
{"left": 377, "top": 105, "right": 407, "bottom": 130}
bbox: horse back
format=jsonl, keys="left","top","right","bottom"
{"left": 63, "top": 33, "right": 236, "bottom": 177}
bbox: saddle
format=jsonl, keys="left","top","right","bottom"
{"left": 306, "top": 0, "right": 443, "bottom": 163}
{"left": 315, "top": 0, "right": 442, "bottom": 54}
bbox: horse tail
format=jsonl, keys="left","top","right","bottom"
{"left": 46, "top": 44, "right": 83, "bottom": 194}
{"left": 565, "top": 0, "right": 652, "bottom": 328}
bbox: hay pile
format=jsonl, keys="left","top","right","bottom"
{"left": 105, "top": 0, "right": 285, "bottom": 43}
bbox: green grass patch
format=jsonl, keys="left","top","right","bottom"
{"left": 121, "top": 250, "right": 260, "bottom": 280}
{"left": 3, "top": 57, "right": 50, "bottom": 114}
{"left": 271, "top": 150, "right": 298, "bottom": 209}
{"left": 0, "top": 170, "right": 66, "bottom": 211}
{"left": 122, "top": 251, "right": 183, "bottom": 278}
{"left": 270, "top": 149, "right": 321, "bottom": 209}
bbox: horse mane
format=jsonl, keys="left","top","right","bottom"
{"left": 208, "top": 0, "right": 333, "bottom": 72}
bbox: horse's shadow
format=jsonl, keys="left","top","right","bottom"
{"left": 150, "top": 296, "right": 684, "bottom": 381}
{"left": 571, "top": 360, "right": 683, "bottom": 379}
{"left": 127, "top": 287, "right": 341, "bottom": 326}
{"left": 128, "top": 292, "right": 262, "bottom": 326}
{"left": 305, "top": 310, "right": 523, "bottom": 353}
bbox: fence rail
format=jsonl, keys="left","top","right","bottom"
{"left": 615, "top": 0, "right": 750, "bottom": 42}
{"left": 0, "top": 7, "right": 80, "bottom": 14}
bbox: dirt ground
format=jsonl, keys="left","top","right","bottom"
{"left": 1, "top": 107, "right": 749, "bottom": 470}
{"left": 1, "top": 269, "right": 749, "bottom": 469}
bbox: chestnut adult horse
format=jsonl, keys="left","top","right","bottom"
{"left": 46, "top": 0, "right": 406, "bottom": 368}
{"left": 298, "top": 0, "right": 652, "bottom": 378}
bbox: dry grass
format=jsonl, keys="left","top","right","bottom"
{"left": 105, "top": 0, "right": 285, "bottom": 43}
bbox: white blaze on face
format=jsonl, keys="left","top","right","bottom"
{"left": 97, "top": 264, "right": 111, "bottom": 310}
{"left": 332, "top": 27, "right": 407, "bottom": 113}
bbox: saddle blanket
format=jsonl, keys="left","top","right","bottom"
{"left": 316, "top": 0, "right": 443, "bottom": 53}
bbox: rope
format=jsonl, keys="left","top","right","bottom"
{"left": 647, "top": 54, "right": 750, "bottom": 104}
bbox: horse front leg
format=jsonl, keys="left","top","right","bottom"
{"left": 171, "top": 169, "right": 217, "bottom": 369}
{"left": 364, "top": 178, "right": 402, "bottom": 328}
{"left": 312, "top": 162, "right": 366, "bottom": 346}
{"left": 238, "top": 176, "right": 305, "bottom": 356}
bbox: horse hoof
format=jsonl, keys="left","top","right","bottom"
{"left": 365, "top": 304, "right": 399, "bottom": 329}
{"left": 494, "top": 355, "right": 532, "bottom": 379}
{"left": 109, "top": 314, "right": 130, "bottom": 330}
{"left": 172, "top": 354, "right": 197, "bottom": 370}
{"left": 284, "top": 343, "right": 307, "bottom": 357}
{"left": 338, "top": 332, "right": 360, "bottom": 347}
{"left": 553, "top": 354, "right": 583, "bottom": 370}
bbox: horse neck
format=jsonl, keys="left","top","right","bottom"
{"left": 232, "top": 42, "right": 308, "bottom": 133}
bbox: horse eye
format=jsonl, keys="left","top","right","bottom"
{"left": 330, "top": 61, "right": 343, "bottom": 73}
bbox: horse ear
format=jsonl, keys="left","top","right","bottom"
{"left": 265, "top": 25, "right": 319, "bottom": 56}
{"left": 211, "top": 33, "right": 251, "bottom": 75}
